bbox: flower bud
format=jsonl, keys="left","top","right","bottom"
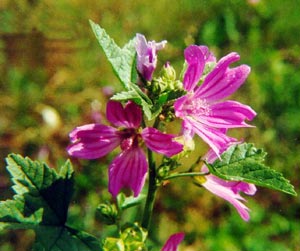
{"left": 96, "top": 203, "right": 118, "bottom": 225}
{"left": 162, "top": 62, "right": 176, "bottom": 81}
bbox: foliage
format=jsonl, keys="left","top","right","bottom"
{"left": 206, "top": 143, "right": 296, "bottom": 196}
{"left": 0, "top": 154, "right": 101, "bottom": 251}
{"left": 0, "top": 1, "right": 299, "bottom": 250}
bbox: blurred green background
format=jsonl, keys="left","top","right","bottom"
{"left": 0, "top": 0, "right": 299, "bottom": 250}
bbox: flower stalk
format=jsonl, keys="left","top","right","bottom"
{"left": 141, "top": 147, "right": 158, "bottom": 230}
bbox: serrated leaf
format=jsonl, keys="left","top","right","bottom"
{"left": 111, "top": 90, "right": 140, "bottom": 102}
{"left": 89, "top": 20, "right": 136, "bottom": 89}
{"left": 129, "top": 84, "right": 154, "bottom": 120}
{"left": 111, "top": 89, "right": 154, "bottom": 120}
{"left": 0, "top": 154, "right": 101, "bottom": 251}
{"left": 206, "top": 143, "right": 297, "bottom": 196}
{"left": 0, "top": 154, "right": 74, "bottom": 227}
{"left": 33, "top": 226, "right": 102, "bottom": 251}
{"left": 90, "top": 20, "right": 156, "bottom": 120}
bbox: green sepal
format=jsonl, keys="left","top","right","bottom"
{"left": 102, "top": 223, "right": 147, "bottom": 251}
{"left": 117, "top": 193, "right": 146, "bottom": 211}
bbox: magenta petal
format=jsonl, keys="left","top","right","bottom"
{"left": 201, "top": 101, "right": 256, "bottom": 128}
{"left": 136, "top": 34, "right": 148, "bottom": 57}
{"left": 135, "top": 33, "right": 167, "bottom": 81}
{"left": 185, "top": 118, "right": 236, "bottom": 156}
{"left": 174, "top": 95, "right": 188, "bottom": 118}
{"left": 199, "top": 45, "right": 216, "bottom": 63}
{"left": 195, "top": 64, "right": 251, "bottom": 102}
{"left": 183, "top": 45, "right": 205, "bottom": 92}
{"left": 201, "top": 149, "right": 256, "bottom": 221}
{"left": 232, "top": 182, "right": 257, "bottom": 195}
{"left": 67, "top": 124, "right": 120, "bottom": 159}
{"left": 106, "top": 101, "right": 142, "bottom": 128}
{"left": 142, "top": 127, "right": 183, "bottom": 157}
{"left": 202, "top": 175, "right": 252, "bottom": 221}
{"left": 109, "top": 147, "right": 148, "bottom": 197}
{"left": 161, "top": 232, "right": 185, "bottom": 251}
{"left": 195, "top": 52, "right": 241, "bottom": 97}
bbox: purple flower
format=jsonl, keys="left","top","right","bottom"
{"left": 135, "top": 33, "right": 167, "bottom": 81}
{"left": 67, "top": 101, "right": 183, "bottom": 197}
{"left": 161, "top": 232, "right": 185, "bottom": 251}
{"left": 200, "top": 149, "right": 257, "bottom": 221}
{"left": 174, "top": 45, "right": 256, "bottom": 156}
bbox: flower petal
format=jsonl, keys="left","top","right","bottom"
{"left": 183, "top": 45, "right": 205, "bottom": 92}
{"left": 200, "top": 100, "right": 256, "bottom": 128}
{"left": 135, "top": 33, "right": 167, "bottom": 81}
{"left": 201, "top": 149, "right": 256, "bottom": 221}
{"left": 106, "top": 101, "right": 142, "bottom": 128}
{"left": 185, "top": 117, "right": 236, "bottom": 157}
{"left": 67, "top": 124, "right": 120, "bottom": 159}
{"left": 161, "top": 232, "right": 185, "bottom": 251}
{"left": 194, "top": 52, "right": 246, "bottom": 99}
{"left": 174, "top": 95, "right": 188, "bottom": 118}
{"left": 202, "top": 175, "right": 252, "bottom": 221}
{"left": 196, "top": 64, "right": 250, "bottom": 102}
{"left": 142, "top": 127, "right": 183, "bottom": 157}
{"left": 109, "top": 147, "right": 148, "bottom": 197}
{"left": 199, "top": 45, "right": 216, "bottom": 63}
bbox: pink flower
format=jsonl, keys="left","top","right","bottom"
{"left": 201, "top": 149, "right": 257, "bottom": 221}
{"left": 161, "top": 232, "right": 185, "bottom": 251}
{"left": 174, "top": 45, "right": 256, "bottom": 156}
{"left": 67, "top": 101, "right": 183, "bottom": 197}
{"left": 135, "top": 33, "right": 167, "bottom": 81}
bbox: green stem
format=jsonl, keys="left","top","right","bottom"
{"left": 163, "top": 171, "right": 209, "bottom": 180}
{"left": 141, "top": 148, "right": 158, "bottom": 230}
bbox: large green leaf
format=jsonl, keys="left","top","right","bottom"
{"left": 89, "top": 20, "right": 137, "bottom": 89}
{"left": 206, "top": 143, "right": 297, "bottom": 196}
{"left": 33, "top": 226, "right": 102, "bottom": 251}
{"left": 0, "top": 154, "right": 102, "bottom": 251}
{"left": 89, "top": 20, "right": 154, "bottom": 120}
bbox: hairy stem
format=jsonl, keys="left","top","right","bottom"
{"left": 163, "top": 171, "right": 209, "bottom": 180}
{"left": 141, "top": 148, "right": 158, "bottom": 230}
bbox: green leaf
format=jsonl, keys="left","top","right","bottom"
{"left": 111, "top": 90, "right": 140, "bottom": 102}
{"left": 0, "top": 154, "right": 101, "bottom": 251}
{"left": 89, "top": 20, "right": 155, "bottom": 120}
{"left": 206, "top": 143, "right": 297, "bottom": 196}
{"left": 33, "top": 226, "right": 102, "bottom": 251}
{"left": 1, "top": 154, "right": 73, "bottom": 228}
{"left": 129, "top": 84, "right": 154, "bottom": 120}
{"left": 111, "top": 89, "right": 153, "bottom": 120}
{"left": 89, "top": 20, "right": 136, "bottom": 89}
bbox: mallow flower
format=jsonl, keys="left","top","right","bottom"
{"left": 161, "top": 232, "right": 185, "bottom": 251}
{"left": 174, "top": 45, "right": 256, "bottom": 156}
{"left": 199, "top": 148, "right": 257, "bottom": 221}
{"left": 135, "top": 33, "right": 167, "bottom": 81}
{"left": 67, "top": 100, "right": 183, "bottom": 197}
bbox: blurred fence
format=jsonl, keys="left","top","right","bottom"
{"left": 1, "top": 30, "right": 76, "bottom": 77}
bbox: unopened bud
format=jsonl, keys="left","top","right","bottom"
{"left": 96, "top": 203, "right": 118, "bottom": 225}
{"left": 162, "top": 62, "right": 176, "bottom": 81}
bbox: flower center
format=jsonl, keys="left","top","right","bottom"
{"left": 182, "top": 96, "right": 210, "bottom": 117}
{"left": 118, "top": 128, "right": 141, "bottom": 151}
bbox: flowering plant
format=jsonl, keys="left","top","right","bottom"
{"left": 0, "top": 21, "right": 296, "bottom": 251}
